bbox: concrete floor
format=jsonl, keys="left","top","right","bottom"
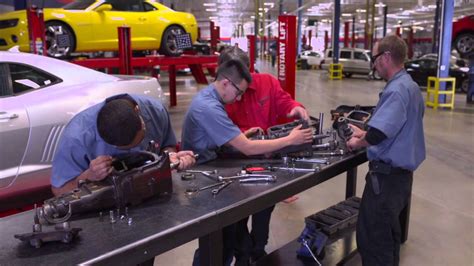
{"left": 154, "top": 60, "right": 474, "bottom": 266}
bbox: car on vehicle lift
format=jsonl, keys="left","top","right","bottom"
{"left": 0, "top": 0, "right": 198, "bottom": 58}
{"left": 405, "top": 57, "right": 470, "bottom": 92}
{"left": 0, "top": 49, "right": 164, "bottom": 213}
{"left": 452, "top": 15, "right": 474, "bottom": 58}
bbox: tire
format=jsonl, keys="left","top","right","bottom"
{"left": 372, "top": 70, "right": 382, "bottom": 80}
{"left": 460, "top": 78, "right": 469, "bottom": 93}
{"left": 159, "top": 25, "right": 185, "bottom": 57}
{"left": 344, "top": 73, "right": 353, "bottom": 78}
{"left": 453, "top": 33, "right": 474, "bottom": 57}
{"left": 45, "top": 21, "right": 75, "bottom": 59}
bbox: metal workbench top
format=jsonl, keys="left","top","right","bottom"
{"left": 0, "top": 151, "right": 367, "bottom": 265}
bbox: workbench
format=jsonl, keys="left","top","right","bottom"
{"left": 0, "top": 151, "right": 367, "bottom": 265}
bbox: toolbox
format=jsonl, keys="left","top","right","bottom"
{"left": 305, "top": 196, "right": 361, "bottom": 235}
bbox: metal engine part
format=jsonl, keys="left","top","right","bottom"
{"left": 37, "top": 151, "right": 172, "bottom": 225}
{"left": 332, "top": 117, "right": 354, "bottom": 141}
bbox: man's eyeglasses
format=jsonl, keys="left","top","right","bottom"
{"left": 221, "top": 74, "right": 245, "bottom": 97}
{"left": 371, "top": 51, "right": 389, "bottom": 63}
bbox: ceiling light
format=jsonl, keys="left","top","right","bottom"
{"left": 342, "top": 13, "right": 352, "bottom": 17}
{"left": 356, "top": 9, "right": 366, "bottom": 13}
{"left": 203, "top": 3, "right": 216, "bottom": 7}
{"left": 374, "top": 2, "right": 386, "bottom": 7}
{"left": 206, "top": 8, "right": 217, "bottom": 12}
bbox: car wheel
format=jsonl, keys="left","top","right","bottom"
{"left": 45, "top": 21, "right": 75, "bottom": 59}
{"left": 159, "top": 25, "right": 185, "bottom": 57}
{"left": 372, "top": 70, "right": 382, "bottom": 80}
{"left": 344, "top": 73, "right": 353, "bottom": 78}
{"left": 460, "top": 78, "right": 469, "bottom": 93}
{"left": 454, "top": 33, "right": 474, "bottom": 57}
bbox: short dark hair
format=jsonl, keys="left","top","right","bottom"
{"left": 97, "top": 98, "right": 142, "bottom": 146}
{"left": 216, "top": 58, "right": 252, "bottom": 85}
{"left": 218, "top": 46, "right": 250, "bottom": 67}
{"left": 378, "top": 35, "right": 407, "bottom": 66}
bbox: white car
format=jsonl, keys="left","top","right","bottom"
{"left": 321, "top": 47, "right": 381, "bottom": 79}
{"left": 299, "top": 50, "right": 324, "bottom": 69}
{"left": 0, "top": 50, "right": 164, "bottom": 212}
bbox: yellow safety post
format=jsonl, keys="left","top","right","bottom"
{"left": 425, "top": 77, "right": 456, "bottom": 110}
{"left": 329, "top": 63, "right": 343, "bottom": 80}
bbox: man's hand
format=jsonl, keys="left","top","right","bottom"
{"left": 286, "top": 124, "right": 313, "bottom": 145}
{"left": 346, "top": 135, "right": 369, "bottom": 152}
{"left": 349, "top": 124, "right": 366, "bottom": 139}
{"left": 169, "top": 150, "right": 196, "bottom": 171}
{"left": 87, "top": 155, "right": 113, "bottom": 181}
{"left": 244, "top": 127, "right": 264, "bottom": 138}
{"left": 287, "top": 106, "right": 309, "bottom": 121}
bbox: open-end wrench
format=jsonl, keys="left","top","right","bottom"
{"left": 218, "top": 174, "right": 275, "bottom": 182}
{"left": 211, "top": 181, "right": 233, "bottom": 196}
{"left": 184, "top": 169, "right": 218, "bottom": 180}
{"left": 184, "top": 181, "right": 227, "bottom": 196}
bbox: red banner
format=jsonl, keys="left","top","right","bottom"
{"left": 277, "top": 15, "right": 296, "bottom": 100}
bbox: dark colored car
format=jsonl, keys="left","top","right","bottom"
{"left": 405, "top": 58, "right": 470, "bottom": 92}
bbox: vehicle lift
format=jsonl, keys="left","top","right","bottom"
{"left": 72, "top": 26, "right": 218, "bottom": 107}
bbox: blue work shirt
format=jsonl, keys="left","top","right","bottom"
{"left": 367, "top": 69, "right": 426, "bottom": 171}
{"left": 181, "top": 84, "right": 241, "bottom": 164}
{"left": 51, "top": 94, "right": 176, "bottom": 188}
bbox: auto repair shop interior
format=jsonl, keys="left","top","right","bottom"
{"left": 0, "top": 0, "right": 472, "bottom": 265}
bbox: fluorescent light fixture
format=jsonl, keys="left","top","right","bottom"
{"left": 374, "top": 2, "right": 386, "bottom": 7}
{"left": 342, "top": 13, "right": 352, "bottom": 17}
{"left": 356, "top": 9, "right": 366, "bottom": 13}
{"left": 209, "top": 16, "right": 218, "bottom": 20}
{"left": 203, "top": 3, "right": 216, "bottom": 6}
{"left": 206, "top": 8, "right": 217, "bottom": 12}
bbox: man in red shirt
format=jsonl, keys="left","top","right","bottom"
{"left": 220, "top": 46, "right": 309, "bottom": 265}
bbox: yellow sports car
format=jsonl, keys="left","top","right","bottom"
{"left": 0, "top": 0, "right": 197, "bottom": 58}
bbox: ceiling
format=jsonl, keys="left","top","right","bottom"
{"left": 171, "top": 0, "right": 474, "bottom": 34}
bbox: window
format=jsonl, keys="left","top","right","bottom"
{"left": 107, "top": 0, "right": 144, "bottom": 11}
{"left": 327, "top": 50, "right": 333, "bottom": 57}
{"left": 354, "top": 51, "right": 368, "bottom": 61}
{"left": 63, "top": 0, "right": 95, "bottom": 10}
{"left": 340, "top": 51, "right": 352, "bottom": 59}
{"left": 144, "top": 3, "right": 157, "bottom": 11}
{"left": 8, "top": 63, "right": 61, "bottom": 95}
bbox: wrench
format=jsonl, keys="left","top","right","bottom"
{"left": 239, "top": 176, "right": 277, "bottom": 183}
{"left": 184, "top": 181, "right": 226, "bottom": 196}
{"left": 211, "top": 181, "right": 233, "bottom": 196}
{"left": 313, "top": 149, "right": 345, "bottom": 156}
{"left": 270, "top": 166, "right": 317, "bottom": 172}
{"left": 218, "top": 174, "right": 276, "bottom": 182}
{"left": 184, "top": 169, "right": 218, "bottom": 180}
{"left": 294, "top": 158, "right": 330, "bottom": 165}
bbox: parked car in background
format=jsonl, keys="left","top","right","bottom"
{"left": 452, "top": 15, "right": 474, "bottom": 57}
{"left": 321, "top": 48, "right": 381, "bottom": 79}
{"left": 0, "top": 0, "right": 198, "bottom": 58}
{"left": 0, "top": 49, "right": 164, "bottom": 213}
{"left": 420, "top": 53, "right": 468, "bottom": 67}
{"left": 299, "top": 50, "right": 324, "bottom": 69}
{"left": 405, "top": 58, "right": 470, "bottom": 92}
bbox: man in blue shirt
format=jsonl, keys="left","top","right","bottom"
{"left": 182, "top": 59, "right": 313, "bottom": 164}
{"left": 182, "top": 59, "right": 313, "bottom": 266}
{"left": 346, "top": 35, "right": 426, "bottom": 265}
{"left": 51, "top": 94, "right": 196, "bottom": 196}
